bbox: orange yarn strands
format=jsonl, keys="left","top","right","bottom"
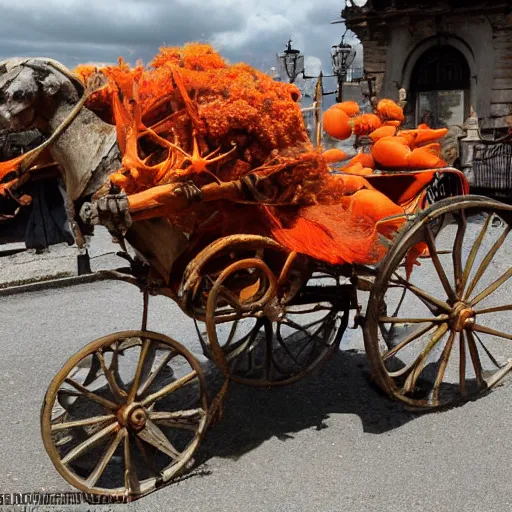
{"left": 262, "top": 203, "right": 382, "bottom": 265}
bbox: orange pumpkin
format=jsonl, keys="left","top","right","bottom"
{"left": 335, "top": 101, "right": 360, "bottom": 117}
{"left": 322, "top": 106, "right": 353, "bottom": 140}
{"left": 351, "top": 114, "right": 382, "bottom": 135}
{"left": 340, "top": 189, "right": 405, "bottom": 240}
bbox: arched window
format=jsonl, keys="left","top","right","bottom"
{"left": 410, "top": 45, "right": 470, "bottom": 128}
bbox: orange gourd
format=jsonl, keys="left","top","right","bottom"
{"left": 322, "top": 148, "right": 349, "bottom": 163}
{"left": 369, "top": 125, "right": 397, "bottom": 143}
{"left": 408, "top": 143, "right": 446, "bottom": 169}
{"left": 340, "top": 189, "right": 405, "bottom": 240}
{"left": 341, "top": 162, "right": 374, "bottom": 176}
{"left": 371, "top": 136, "right": 410, "bottom": 168}
{"left": 335, "top": 101, "right": 360, "bottom": 117}
{"left": 377, "top": 99, "right": 404, "bottom": 122}
{"left": 372, "top": 136, "right": 446, "bottom": 169}
{"left": 347, "top": 152, "right": 375, "bottom": 169}
{"left": 350, "top": 114, "right": 382, "bottom": 135}
{"left": 336, "top": 173, "right": 376, "bottom": 194}
{"left": 398, "top": 127, "right": 449, "bottom": 148}
{"left": 322, "top": 106, "right": 353, "bottom": 140}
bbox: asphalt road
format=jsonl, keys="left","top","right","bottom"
{"left": 1, "top": 273, "right": 512, "bottom": 512}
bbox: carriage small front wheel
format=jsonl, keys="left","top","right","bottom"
{"left": 41, "top": 331, "right": 209, "bottom": 500}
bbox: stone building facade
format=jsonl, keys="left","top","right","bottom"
{"left": 343, "top": 0, "right": 512, "bottom": 135}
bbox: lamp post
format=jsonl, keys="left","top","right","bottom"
{"left": 276, "top": 39, "right": 305, "bottom": 84}
{"left": 330, "top": 32, "right": 356, "bottom": 103}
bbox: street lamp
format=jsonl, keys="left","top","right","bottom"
{"left": 330, "top": 32, "right": 356, "bottom": 102}
{"left": 277, "top": 39, "right": 305, "bottom": 84}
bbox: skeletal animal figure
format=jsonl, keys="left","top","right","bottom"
{"left": 0, "top": 58, "right": 187, "bottom": 279}
{"left": 0, "top": 58, "right": 121, "bottom": 203}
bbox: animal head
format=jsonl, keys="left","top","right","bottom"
{"left": 0, "top": 58, "right": 84, "bottom": 134}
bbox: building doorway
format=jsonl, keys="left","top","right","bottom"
{"left": 410, "top": 44, "right": 471, "bottom": 129}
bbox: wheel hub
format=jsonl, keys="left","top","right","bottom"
{"left": 118, "top": 403, "right": 148, "bottom": 431}
{"left": 450, "top": 302, "right": 475, "bottom": 332}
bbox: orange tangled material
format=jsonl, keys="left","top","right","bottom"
{"left": 0, "top": 44, "right": 451, "bottom": 268}
{"left": 72, "top": 44, "right": 411, "bottom": 266}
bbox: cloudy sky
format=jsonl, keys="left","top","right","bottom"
{"left": 0, "top": 0, "right": 366, "bottom": 76}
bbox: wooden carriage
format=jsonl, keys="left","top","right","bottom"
{"left": 41, "top": 165, "right": 512, "bottom": 500}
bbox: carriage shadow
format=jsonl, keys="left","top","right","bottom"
{"left": 193, "top": 348, "right": 420, "bottom": 465}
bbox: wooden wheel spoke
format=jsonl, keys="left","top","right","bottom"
{"left": 282, "top": 318, "right": 331, "bottom": 349}
{"left": 459, "top": 332, "right": 467, "bottom": 397}
{"left": 473, "top": 331, "right": 502, "bottom": 369}
{"left": 149, "top": 409, "right": 205, "bottom": 431}
{"left": 128, "top": 338, "right": 151, "bottom": 402}
{"left": 142, "top": 371, "right": 198, "bottom": 407}
{"left": 51, "top": 414, "right": 116, "bottom": 432}
{"left": 137, "top": 419, "right": 182, "bottom": 460}
{"left": 383, "top": 322, "right": 436, "bottom": 361}
{"left": 218, "top": 286, "right": 244, "bottom": 310}
{"left": 424, "top": 225, "right": 457, "bottom": 301}
{"left": 97, "top": 350, "right": 127, "bottom": 402}
{"left": 464, "top": 225, "right": 511, "bottom": 300}
{"left": 61, "top": 422, "right": 119, "bottom": 465}
{"left": 86, "top": 428, "right": 126, "bottom": 488}
{"left": 475, "top": 304, "right": 512, "bottom": 314}
{"left": 224, "top": 320, "right": 242, "bottom": 348}
{"left": 379, "top": 315, "right": 449, "bottom": 324}
{"left": 453, "top": 210, "right": 467, "bottom": 295}
{"left": 471, "top": 324, "right": 512, "bottom": 341}
{"left": 138, "top": 350, "right": 178, "bottom": 397}
{"left": 432, "top": 331, "right": 456, "bottom": 405}
{"left": 124, "top": 434, "right": 141, "bottom": 496}
{"left": 469, "top": 268, "right": 512, "bottom": 307}
{"left": 466, "top": 329, "right": 485, "bottom": 388}
{"left": 402, "top": 323, "right": 449, "bottom": 393}
{"left": 461, "top": 213, "right": 493, "bottom": 296}
{"left": 62, "top": 378, "right": 118, "bottom": 411}
{"left": 225, "top": 321, "right": 264, "bottom": 362}
{"left": 390, "top": 274, "right": 451, "bottom": 312}
{"left": 134, "top": 435, "right": 157, "bottom": 476}
{"left": 285, "top": 305, "right": 333, "bottom": 314}
{"left": 275, "top": 327, "right": 303, "bottom": 367}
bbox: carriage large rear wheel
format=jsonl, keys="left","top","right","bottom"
{"left": 364, "top": 196, "right": 512, "bottom": 409}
